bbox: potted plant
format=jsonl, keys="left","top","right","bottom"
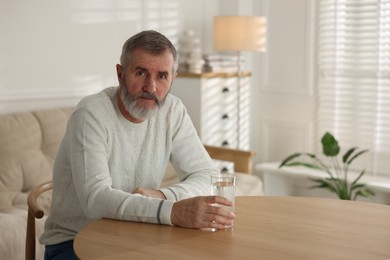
{"left": 279, "top": 132, "right": 375, "bottom": 200}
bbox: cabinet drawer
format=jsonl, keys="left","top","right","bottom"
{"left": 202, "top": 112, "right": 237, "bottom": 133}
{"left": 201, "top": 79, "right": 237, "bottom": 105}
{"left": 202, "top": 101, "right": 236, "bottom": 116}
{"left": 202, "top": 130, "right": 237, "bottom": 148}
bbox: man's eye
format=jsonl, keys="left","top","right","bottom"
{"left": 136, "top": 71, "right": 147, "bottom": 77}
{"left": 158, "top": 73, "right": 167, "bottom": 79}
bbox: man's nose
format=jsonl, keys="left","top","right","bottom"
{"left": 143, "top": 77, "right": 157, "bottom": 93}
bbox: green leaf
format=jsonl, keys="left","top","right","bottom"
{"left": 351, "top": 183, "right": 375, "bottom": 196}
{"left": 342, "top": 147, "right": 358, "bottom": 163}
{"left": 321, "top": 132, "right": 340, "bottom": 157}
{"left": 284, "top": 161, "right": 322, "bottom": 170}
{"left": 360, "top": 188, "right": 375, "bottom": 197}
{"left": 308, "top": 178, "right": 338, "bottom": 194}
{"left": 352, "top": 187, "right": 375, "bottom": 200}
{"left": 350, "top": 169, "right": 366, "bottom": 191}
{"left": 279, "top": 153, "right": 317, "bottom": 168}
{"left": 351, "top": 183, "right": 366, "bottom": 191}
{"left": 346, "top": 149, "right": 369, "bottom": 165}
{"left": 279, "top": 153, "right": 302, "bottom": 168}
{"left": 351, "top": 182, "right": 373, "bottom": 196}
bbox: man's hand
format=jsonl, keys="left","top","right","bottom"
{"left": 132, "top": 187, "right": 167, "bottom": 199}
{"left": 171, "top": 196, "right": 235, "bottom": 229}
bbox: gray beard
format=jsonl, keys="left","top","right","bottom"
{"left": 120, "top": 85, "right": 164, "bottom": 121}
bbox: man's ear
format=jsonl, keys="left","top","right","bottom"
{"left": 116, "top": 64, "right": 123, "bottom": 83}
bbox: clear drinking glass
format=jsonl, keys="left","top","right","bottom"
{"left": 210, "top": 173, "right": 236, "bottom": 228}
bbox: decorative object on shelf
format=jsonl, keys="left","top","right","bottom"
{"left": 213, "top": 16, "right": 266, "bottom": 148}
{"left": 279, "top": 132, "right": 375, "bottom": 200}
{"left": 203, "top": 53, "right": 245, "bottom": 73}
{"left": 177, "top": 30, "right": 204, "bottom": 74}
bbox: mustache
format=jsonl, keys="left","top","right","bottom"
{"left": 136, "top": 92, "right": 159, "bottom": 102}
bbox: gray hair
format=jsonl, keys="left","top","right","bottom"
{"left": 119, "top": 30, "right": 178, "bottom": 73}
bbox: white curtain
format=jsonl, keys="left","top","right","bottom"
{"left": 316, "top": 0, "right": 390, "bottom": 176}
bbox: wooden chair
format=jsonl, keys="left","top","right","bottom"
{"left": 26, "top": 180, "right": 53, "bottom": 260}
{"left": 204, "top": 145, "right": 256, "bottom": 174}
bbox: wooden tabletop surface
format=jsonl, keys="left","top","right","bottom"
{"left": 74, "top": 196, "right": 390, "bottom": 260}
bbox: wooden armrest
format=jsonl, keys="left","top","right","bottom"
{"left": 204, "top": 145, "right": 256, "bottom": 174}
{"left": 26, "top": 180, "right": 53, "bottom": 260}
{"left": 27, "top": 180, "right": 53, "bottom": 219}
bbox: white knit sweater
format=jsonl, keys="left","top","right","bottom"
{"left": 40, "top": 87, "right": 218, "bottom": 245}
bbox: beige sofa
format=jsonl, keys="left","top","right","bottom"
{"left": 0, "top": 107, "right": 262, "bottom": 260}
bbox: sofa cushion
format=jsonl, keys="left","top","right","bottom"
{"left": 0, "top": 108, "right": 73, "bottom": 192}
{"left": 0, "top": 191, "right": 28, "bottom": 211}
{"left": 34, "top": 109, "right": 74, "bottom": 159}
{"left": 235, "top": 173, "right": 263, "bottom": 196}
{"left": 0, "top": 207, "right": 46, "bottom": 260}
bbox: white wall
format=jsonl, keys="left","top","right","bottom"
{"left": 0, "top": 0, "right": 310, "bottom": 166}
{"left": 0, "top": 0, "right": 266, "bottom": 112}
{"left": 250, "top": 0, "right": 316, "bottom": 165}
{"left": 0, "top": 0, "right": 182, "bottom": 113}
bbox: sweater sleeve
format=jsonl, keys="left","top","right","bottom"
{"left": 67, "top": 107, "right": 173, "bottom": 225}
{"left": 159, "top": 99, "right": 219, "bottom": 201}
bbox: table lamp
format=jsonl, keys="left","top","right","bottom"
{"left": 213, "top": 15, "right": 266, "bottom": 149}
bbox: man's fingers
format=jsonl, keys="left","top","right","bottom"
{"left": 204, "top": 211, "right": 235, "bottom": 225}
{"left": 207, "top": 204, "right": 235, "bottom": 218}
{"left": 203, "top": 202, "right": 235, "bottom": 229}
{"left": 171, "top": 196, "right": 235, "bottom": 229}
{"left": 201, "top": 213, "right": 234, "bottom": 230}
{"left": 206, "top": 195, "right": 234, "bottom": 207}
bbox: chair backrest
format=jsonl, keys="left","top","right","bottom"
{"left": 204, "top": 145, "right": 255, "bottom": 174}
{"left": 26, "top": 180, "right": 53, "bottom": 260}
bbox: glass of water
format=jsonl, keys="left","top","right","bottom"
{"left": 210, "top": 173, "right": 236, "bottom": 228}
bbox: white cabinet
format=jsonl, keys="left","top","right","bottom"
{"left": 171, "top": 72, "right": 251, "bottom": 150}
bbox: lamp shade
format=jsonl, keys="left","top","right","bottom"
{"left": 214, "top": 16, "right": 266, "bottom": 52}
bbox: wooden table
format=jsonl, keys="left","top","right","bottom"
{"left": 74, "top": 196, "right": 390, "bottom": 260}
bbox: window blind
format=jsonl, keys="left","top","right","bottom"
{"left": 316, "top": 0, "right": 390, "bottom": 176}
